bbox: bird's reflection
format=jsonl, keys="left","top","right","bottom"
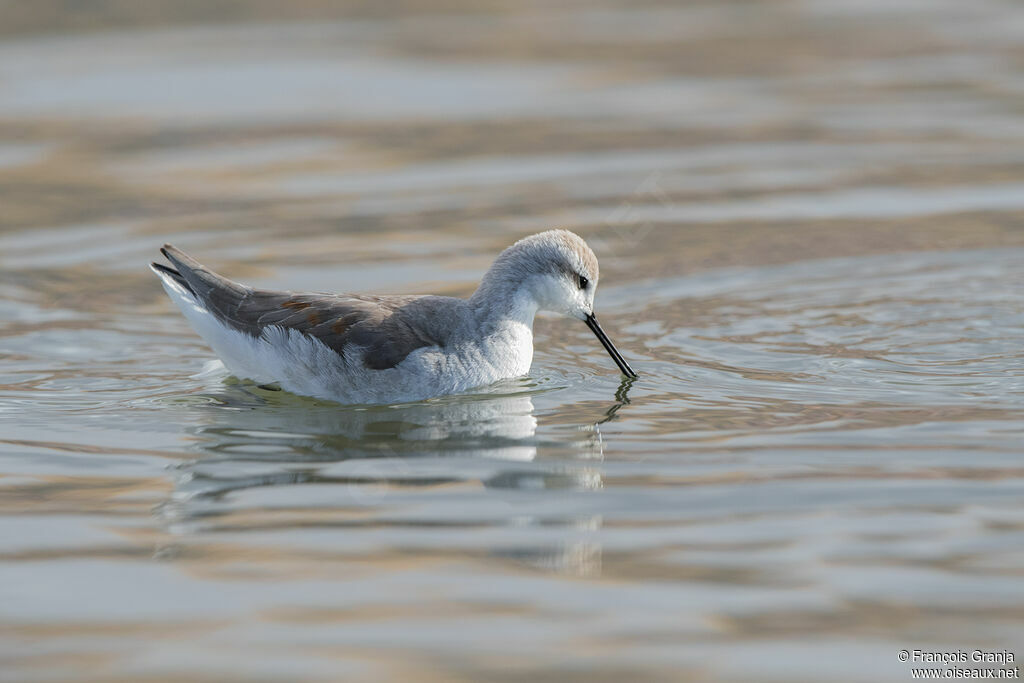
{"left": 598, "top": 374, "right": 636, "bottom": 425}
{"left": 158, "top": 371, "right": 634, "bottom": 577}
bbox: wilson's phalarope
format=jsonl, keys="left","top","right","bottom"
{"left": 151, "top": 229, "right": 637, "bottom": 404}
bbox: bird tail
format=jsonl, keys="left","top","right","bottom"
{"left": 149, "top": 260, "right": 192, "bottom": 294}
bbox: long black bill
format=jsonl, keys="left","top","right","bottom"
{"left": 584, "top": 313, "right": 638, "bottom": 378}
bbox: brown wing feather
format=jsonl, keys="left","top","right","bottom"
{"left": 159, "top": 244, "right": 443, "bottom": 370}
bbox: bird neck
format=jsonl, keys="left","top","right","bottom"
{"left": 467, "top": 275, "right": 538, "bottom": 379}
{"left": 469, "top": 271, "right": 540, "bottom": 332}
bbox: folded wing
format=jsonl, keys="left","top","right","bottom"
{"left": 155, "top": 244, "right": 439, "bottom": 370}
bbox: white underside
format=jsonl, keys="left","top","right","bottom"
{"left": 155, "top": 270, "right": 534, "bottom": 405}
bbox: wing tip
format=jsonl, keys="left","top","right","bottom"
{"left": 158, "top": 243, "right": 207, "bottom": 281}
{"left": 160, "top": 243, "right": 183, "bottom": 262}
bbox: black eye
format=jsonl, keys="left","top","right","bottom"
{"left": 577, "top": 274, "right": 589, "bottom": 290}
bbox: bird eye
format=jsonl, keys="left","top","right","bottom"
{"left": 577, "top": 274, "right": 589, "bottom": 290}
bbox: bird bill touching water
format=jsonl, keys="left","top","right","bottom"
{"left": 151, "top": 229, "right": 637, "bottom": 405}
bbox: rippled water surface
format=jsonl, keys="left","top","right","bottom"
{"left": 2, "top": 1, "right": 1024, "bottom": 681}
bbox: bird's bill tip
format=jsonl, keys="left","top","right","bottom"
{"left": 584, "top": 313, "right": 638, "bottom": 378}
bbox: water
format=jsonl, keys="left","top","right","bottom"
{"left": 2, "top": 1, "right": 1024, "bottom": 681}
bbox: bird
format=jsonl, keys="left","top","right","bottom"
{"left": 151, "top": 229, "right": 637, "bottom": 405}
